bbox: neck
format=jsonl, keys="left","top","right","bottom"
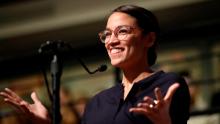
{"left": 121, "top": 66, "right": 153, "bottom": 100}
{"left": 122, "top": 66, "right": 153, "bottom": 86}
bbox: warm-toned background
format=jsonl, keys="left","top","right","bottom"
{"left": 0, "top": 0, "right": 220, "bottom": 124}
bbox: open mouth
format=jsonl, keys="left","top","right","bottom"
{"left": 110, "top": 47, "right": 124, "bottom": 54}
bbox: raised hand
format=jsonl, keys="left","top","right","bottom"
{"left": 0, "top": 88, "right": 51, "bottom": 124}
{"left": 129, "top": 83, "right": 180, "bottom": 124}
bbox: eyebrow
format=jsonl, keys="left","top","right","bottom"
{"left": 105, "top": 25, "right": 130, "bottom": 31}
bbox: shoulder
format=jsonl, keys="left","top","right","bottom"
{"left": 155, "top": 71, "right": 188, "bottom": 88}
{"left": 158, "top": 71, "right": 184, "bottom": 82}
{"left": 161, "top": 71, "right": 189, "bottom": 95}
{"left": 149, "top": 71, "right": 189, "bottom": 102}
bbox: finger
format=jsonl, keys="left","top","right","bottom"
{"left": 31, "top": 92, "right": 40, "bottom": 104}
{"left": 137, "top": 103, "right": 151, "bottom": 108}
{"left": 164, "top": 83, "right": 180, "bottom": 101}
{"left": 3, "top": 90, "right": 31, "bottom": 110}
{"left": 4, "top": 98, "right": 26, "bottom": 113}
{"left": 0, "top": 92, "right": 14, "bottom": 100}
{"left": 130, "top": 105, "right": 156, "bottom": 115}
{"left": 4, "top": 88, "right": 17, "bottom": 97}
{"left": 129, "top": 107, "right": 148, "bottom": 114}
{"left": 154, "top": 87, "right": 163, "bottom": 101}
{"left": 4, "top": 98, "right": 20, "bottom": 106}
{"left": 143, "top": 96, "right": 154, "bottom": 103}
{"left": 129, "top": 108, "right": 154, "bottom": 119}
{"left": 136, "top": 101, "right": 156, "bottom": 110}
{"left": 4, "top": 88, "right": 22, "bottom": 101}
{"left": 3, "top": 91, "right": 31, "bottom": 115}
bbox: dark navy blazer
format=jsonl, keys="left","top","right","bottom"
{"left": 82, "top": 71, "right": 190, "bottom": 124}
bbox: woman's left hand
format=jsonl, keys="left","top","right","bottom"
{"left": 129, "top": 83, "right": 180, "bottom": 124}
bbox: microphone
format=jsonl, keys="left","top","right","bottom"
{"left": 98, "top": 64, "right": 107, "bottom": 72}
{"left": 89, "top": 64, "right": 107, "bottom": 74}
{"left": 39, "top": 41, "right": 108, "bottom": 74}
{"left": 38, "top": 41, "right": 65, "bottom": 53}
{"left": 64, "top": 42, "right": 107, "bottom": 74}
{"left": 80, "top": 63, "right": 107, "bottom": 74}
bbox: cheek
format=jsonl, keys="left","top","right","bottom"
{"left": 126, "top": 36, "right": 142, "bottom": 50}
{"left": 124, "top": 42, "right": 139, "bottom": 59}
{"left": 127, "top": 37, "right": 145, "bottom": 57}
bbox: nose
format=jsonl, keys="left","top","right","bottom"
{"left": 108, "top": 33, "right": 119, "bottom": 44}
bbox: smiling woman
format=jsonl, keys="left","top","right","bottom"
{"left": 0, "top": 4, "right": 190, "bottom": 124}
{"left": 82, "top": 5, "right": 190, "bottom": 124}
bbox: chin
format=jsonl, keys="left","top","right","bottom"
{"left": 110, "top": 60, "right": 124, "bottom": 68}
{"left": 111, "top": 62, "right": 120, "bottom": 67}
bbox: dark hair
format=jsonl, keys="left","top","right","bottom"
{"left": 112, "top": 5, "right": 160, "bottom": 66}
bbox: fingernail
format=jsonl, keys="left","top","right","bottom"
{"left": 155, "top": 87, "right": 160, "bottom": 92}
{"left": 137, "top": 103, "right": 142, "bottom": 107}
{"left": 143, "top": 96, "right": 148, "bottom": 100}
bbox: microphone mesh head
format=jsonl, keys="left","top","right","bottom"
{"left": 99, "top": 65, "right": 107, "bottom": 72}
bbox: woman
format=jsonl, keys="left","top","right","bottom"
{"left": 0, "top": 5, "right": 190, "bottom": 124}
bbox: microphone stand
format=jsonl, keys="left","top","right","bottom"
{"left": 38, "top": 40, "right": 107, "bottom": 124}
{"left": 51, "top": 54, "right": 62, "bottom": 124}
{"left": 39, "top": 41, "right": 63, "bottom": 124}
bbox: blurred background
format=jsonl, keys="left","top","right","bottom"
{"left": 0, "top": 0, "right": 220, "bottom": 124}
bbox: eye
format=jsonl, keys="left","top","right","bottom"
{"left": 118, "top": 27, "right": 131, "bottom": 34}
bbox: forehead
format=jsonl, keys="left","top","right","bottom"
{"left": 106, "top": 12, "right": 137, "bottom": 29}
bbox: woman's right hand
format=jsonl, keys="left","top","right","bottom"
{"left": 0, "top": 88, "right": 51, "bottom": 124}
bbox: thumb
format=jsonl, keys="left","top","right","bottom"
{"left": 164, "top": 83, "right": 180, "bottom": 102}
{"left": 31, "top": 92, "right": 41, "bottom": 104}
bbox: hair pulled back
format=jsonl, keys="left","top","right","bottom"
{"left": 112, "top": 5, "right": 160, "bottom": 66}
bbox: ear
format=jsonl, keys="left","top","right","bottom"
{"left": 143, "top": 32, "right": 156, "bottom": 48}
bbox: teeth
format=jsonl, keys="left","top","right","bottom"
{"left": 111, "top": 48, "right": 122, "bottom": 54}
